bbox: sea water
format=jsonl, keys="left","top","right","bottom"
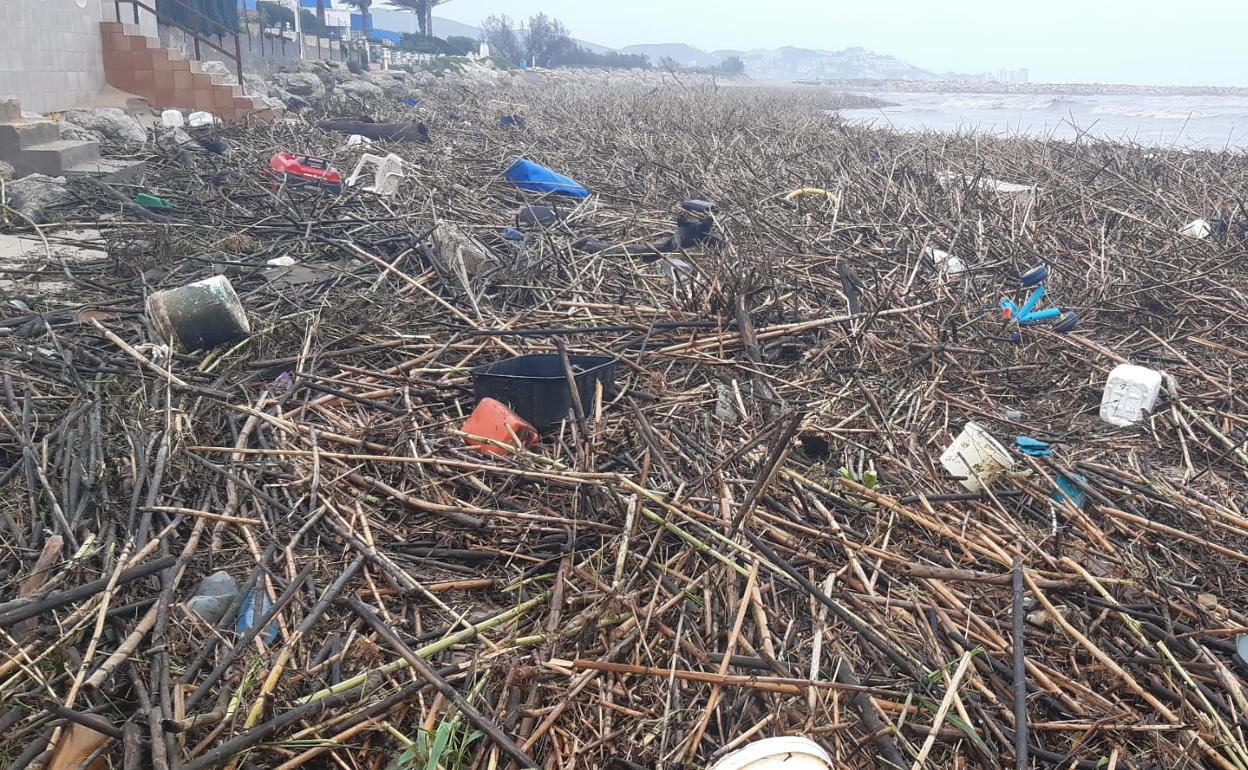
{"left": 838, "top": 91, "right": 1248, "bottom": 149}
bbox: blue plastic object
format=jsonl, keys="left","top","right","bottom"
{"left": 235, "top": 589, "right": 279, "bottom": 644}
{"left": 1021, "top": 264, "right": 1050, "bottom": 287}
{"left": 1053, "top": 311, "right": 1078, "bottom": 333}
{"left": 1015, "top": 436, "right": 1052, "bottom": 456}
{"left": 505, "top": 159, "right": 589, "bottom": 199}
{"left": 401, "top": 97, "right": 419, "bottom": 107}
{"left": 1052, "top": 473, "right": 1088, "bottom": 508}
{"left": 501, "top": 227, "right": 525, "bottom": 242}
{"left": 500, "top": 114, "right": 526, "bottom": 128}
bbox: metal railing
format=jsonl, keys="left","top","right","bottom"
{"left": 113, "top": 0, "right": 244, "bottom": 88}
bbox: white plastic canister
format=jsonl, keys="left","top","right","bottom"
{"left": 709, "top": 737, "right": 833, "bottom": 770}
{"left": 940, "top": 421, "right": 1015, "bottom": 492}
{"left": 1100, "top": 364, "right": 1163, "bottom": 426}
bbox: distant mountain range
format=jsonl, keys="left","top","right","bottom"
{"left": 620, "top": 42, "right": 938, "bottom": 80}
{"left": 399, "top": 15, "right": 940, "bottom": 80}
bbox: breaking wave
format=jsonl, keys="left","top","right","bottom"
{"left": 1091, "top": 105, "right": 1228, "bottom": 120}
{"left": 940, "top": 95, "right": 1075, "bottom": 111}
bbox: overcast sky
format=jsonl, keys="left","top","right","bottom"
{"left": 431, "top": 0, "right": 1248, "bottom": 86}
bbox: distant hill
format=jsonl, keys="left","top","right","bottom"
{"left": 619, "top": 43, "right": 720, "bottom": 68}
{"left": 735, "top": 46, "right": 937, "bottom": 81}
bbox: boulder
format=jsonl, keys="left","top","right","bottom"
{"left": 199, "top": 60, "right": 237, "bottom": 86}
{"left": 270, "top": 71, "right": 326, "bottom": 100}
{"left": 62, "top": 108, "right": 146, "bottom": 145}
{"left": 339, "top": 79, "right": 384, "bottom": 102}
{"left": 242, "top": 73, "right": 271, "bottom": 97}
{"left": 366, "top": 71, "right": 408, "bottom": 97}
{"left": 58, "top": 121, "right": 104, "bottom": 142}
{"left": 6, "top": 174, "right": 71, "bottom": 221}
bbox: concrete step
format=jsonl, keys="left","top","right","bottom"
{"left": 0, "top": 120, "right": 63, "bottom": 152}
{"left": 63, "top": 158, "right": 147, "bottom": 183}
{"left": 21, "top": 140, "right": 102, "bottom": 176}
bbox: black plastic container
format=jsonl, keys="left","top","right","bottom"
{"left": 471, "top": 354, "right": 617, "bottom": 433}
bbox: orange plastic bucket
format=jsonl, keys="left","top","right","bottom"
{"left": 462, "top": 398, "right": 539, "bottom": 456}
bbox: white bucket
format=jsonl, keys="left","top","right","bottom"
{"left": 940, "top": 421, "right": 1014, "bottom": 492}
{"left": 709, "top": 737, "right": 833, "bottom": 770}
{"left": 1100, "top": 363, "right": 1163, "bottom": 427}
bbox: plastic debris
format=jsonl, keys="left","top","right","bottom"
{"left": 925, "top": 247, "right": 966, "bottom": 276}
{"left": 146, "top": 275, "right": 250, "bottom": 352}
{"left": 1052, "top": 473, "right": 1088, "bottom": 508}
{"left": 135, "top": 192, "right": 175, "bottom": 210}
{"left": 185, "top": 570, "right": 239, "bottom": 625}
{"left": 1014, "top": 436, "right": 1052, "bottom": 456}
{"left": 504, "top": 158, "right": 589, "bottom": 198}
{"left": 940, "top": 421, "right": 1015, "bottom": 492}
{"left": 268, "top": 152, "right": 343, "bottom": 193}
{"left": 1100, "top": 363, "right": 1164, "bottom": 427}
{"left": 462, "top": 397, "right": 539, "bottom": 456}
{"left": 345, "top": 133, "right": 373, "bottom": 146}
{"left": 708, "top": 736, "right": 834, "bottom": 770}
{"left": 1180, "top": 218, "right": 1212, "bottom": 239}
{"left": 235, "top": 589, "right": 279, "bottom": 644}
{"left": 160, "top": 109, "right": 185, "bottom": 128}
{"left": 347, "top": 153, "right": 405, "bottom": 198}
{"left": 187, "top": 111, "right": 216, "bottom": 127}
{"left": 499, "top": 114, "right": 526, "bottom": 128}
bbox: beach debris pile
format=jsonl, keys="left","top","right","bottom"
{"left": 2, "top": 81, "right": 1248, "bottom": 770}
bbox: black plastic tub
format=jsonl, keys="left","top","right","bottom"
{"left": 471, "top": 354, "right": 617, "bottom": 433}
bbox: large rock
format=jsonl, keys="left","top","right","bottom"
{"left": 339, "top": 79, "right": 384, "bottom": 102}
{"left": 62, "top": 108, "right": 146, "bottom": 145}
{"left": 58, "top": 121, "right": 104, "bottom": 142}
{"left": 199, "top": 60, "right": 237, "bottom": 86}
{"left": 366, "top": 70, "right": 408, "bottom": 97}
{"left": 270, "top": 71, "right": 326, "bottom": 100}
{"left": 242, "top": 73, "right": 270, "bottom": 97}
{"left": 6, "top": 174, "right": 71, "bottom": 221}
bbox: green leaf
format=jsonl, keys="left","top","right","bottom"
{"left": 426, "top": 720, "right": 453, "bottom": 770}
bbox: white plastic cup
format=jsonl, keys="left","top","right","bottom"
{"left": 709, "top": 737, "right": 833, "bottom": 770}
{"left": 1100, "top": 363, "right": 1163, "bottom": 427}
{"left": 940, "top": 421, "right": 1014, "bottom": 492}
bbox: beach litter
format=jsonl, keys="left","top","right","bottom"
{"left": 3, "top": 78, "right": 1248, "bottom": 770}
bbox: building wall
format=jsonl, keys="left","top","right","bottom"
{"left": 0, "top": 0, "right": 115, "bottom": 113}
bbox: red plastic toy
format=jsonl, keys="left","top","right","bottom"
{"left": 267, "top": 152, "right": 343, "bottom": 193}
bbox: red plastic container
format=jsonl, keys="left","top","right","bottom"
{"left": 462, "top": 398, "right": 539, "bottom": 456}
{"left": 267, "top": 152, "right": 343, "bottom": 192}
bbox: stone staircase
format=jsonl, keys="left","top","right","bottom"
{"left": 0, "top": 99, "right": 144, "bottom": 181}
{"left": 100, "top": 22, "right": 276, "bottom": 121}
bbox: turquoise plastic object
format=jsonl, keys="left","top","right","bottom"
{"left": 235, "top": 589, "right": 279, "bottom": 644}
{"left": 1014, "top": 436, "right": 1051, "bottom": 456}
{"left": 1052, "top": 473, "right": 1088, "bottom": 508}
{"left": 505, "top": 159, "right": 588, "bottom": 199}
